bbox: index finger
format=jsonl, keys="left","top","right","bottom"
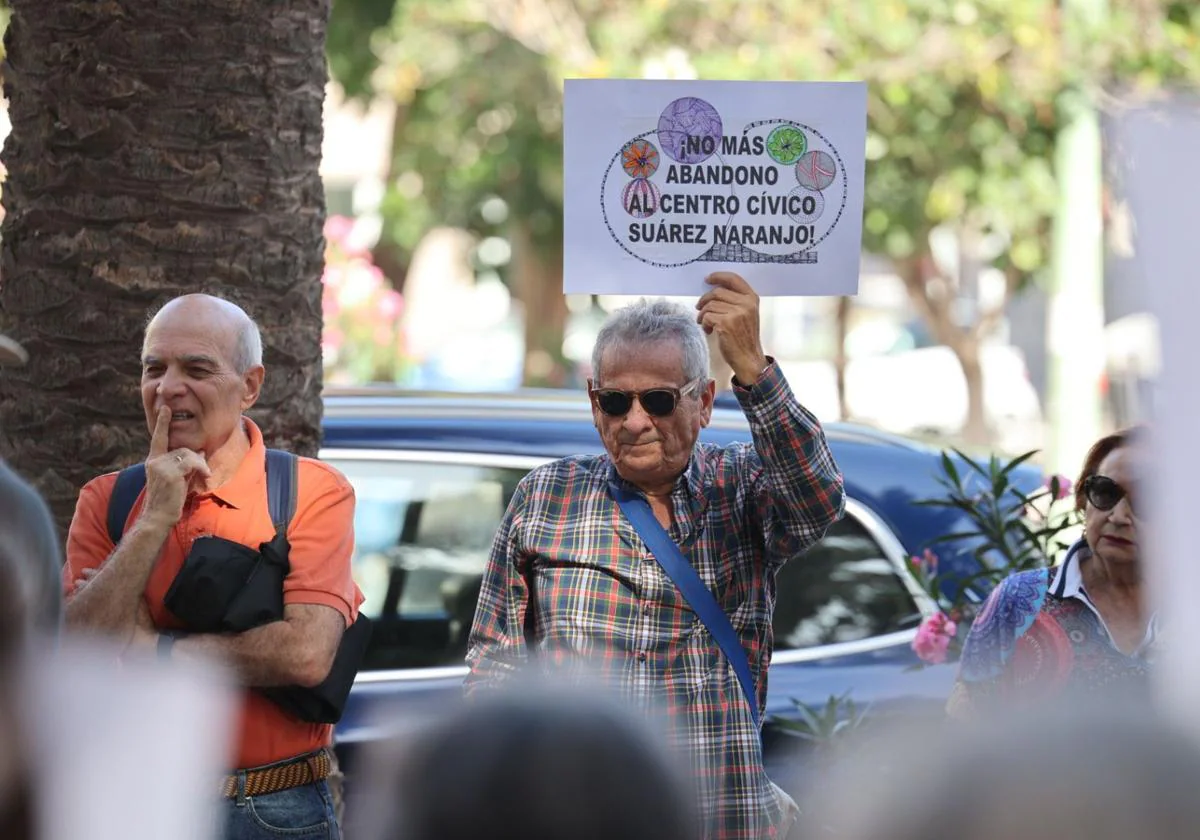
{"left": 149, "top": 405, "right": 171, "bottom": 458}
{"left": 704, "top": 272, "right": 753, "bottom": 294}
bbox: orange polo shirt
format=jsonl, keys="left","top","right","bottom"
{"left": 63, "top": 418, "right": 363, "bottom": 770}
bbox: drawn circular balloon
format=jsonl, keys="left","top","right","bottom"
{"left": 622, "top": 177, "right": 662, "bottom": 218}
{"left": 621, "top": 139, "right": 660, "bottom": 179}
{"left": 766, "top": 125, "right": 808, "bottom": 165}
{"left": 657, "top": 97, "right": 723, "bottom": 164}
{"left": 786, "top": 186, "right": 825, "bottom": 224}
{"left": 795, "top": 150, "right": 837, "bottom": 191}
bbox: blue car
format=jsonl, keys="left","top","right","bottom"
{"left": 318, "top": 388, "right": 1041, "bottom": 785}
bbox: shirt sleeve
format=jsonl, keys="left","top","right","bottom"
{"left": 282, "top": 460, "right": 362, "bottom": 626}
{"left": 949, "top": 570, "right": 1049, "bottom": 715}
{"left": 63, "top": 474, "right": 119, "bottom": 598}
{"left": 732, "top": 359, "right": 845, "bottom": 564}
{"left": 464, "top": 479, "right": 533, "bottom": 699}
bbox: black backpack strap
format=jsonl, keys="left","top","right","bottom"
{"left": 265, "top": 449, "right": 299, "bottom": 533}
{"left": 107, "top": 464, "right": 147, "bottom": 545}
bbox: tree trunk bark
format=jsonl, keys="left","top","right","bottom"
{"left": 0, "top": 0, "right": 330, "bottom": 534}
{"left": 898, "top": 253, "right": 992, "bottom": 448}
{"left": 958, "top": 340, "right": 990, "bottom": 447}
{"left": 509, "top": 221, "right": 569, "bottom": 387}
{"left": 834, "top": 296, "right": 852, "bottom": 421}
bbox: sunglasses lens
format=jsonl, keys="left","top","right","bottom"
{"left": 596, "top": 391, "right": 633, "bottom": 416}
{"left": 640, "top": 389, "right": 678, "bottom": 417}
{"left": 1087, "top": 477, "right": 1123, "bottom": 511}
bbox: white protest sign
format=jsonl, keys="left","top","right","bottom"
{"left": 563, "top": 79, "right": 866, "bottom": 297}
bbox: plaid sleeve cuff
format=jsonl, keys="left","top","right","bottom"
{"left": 732, "top": 357, "right": 810, "bottom": 419}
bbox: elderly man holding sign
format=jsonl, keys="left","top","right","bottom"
{"left": 466, "top": 271, "right": 845, "bottom": 840}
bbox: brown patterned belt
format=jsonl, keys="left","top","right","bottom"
{"left": 220, "top": 749, "right": 332, "bottom": 799}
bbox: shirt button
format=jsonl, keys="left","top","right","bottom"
{"left": 636, "top": 651, "right": 648, "bottom": 662}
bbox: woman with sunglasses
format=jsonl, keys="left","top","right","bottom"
{"left": 948, "top": 427, "right": 1151, "bottom": 715}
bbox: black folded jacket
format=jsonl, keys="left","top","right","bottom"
{"left": 163, "top": 528, "right": 371, "bottom": 724}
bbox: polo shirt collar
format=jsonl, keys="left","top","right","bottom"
{"left": 1050, "top": 538, "right": 1159, "bottom": 655}
{"left": 195, "top": 417, "right": 266, "bottom": 510}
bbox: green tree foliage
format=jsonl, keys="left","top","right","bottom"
{"left": 327, "top": 0, "right": 1199, "bottom": 401}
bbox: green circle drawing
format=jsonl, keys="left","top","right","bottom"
{"left": 766, "top": 125, "right": 808, "bottom": 165}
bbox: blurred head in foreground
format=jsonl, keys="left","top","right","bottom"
{"left": 825, "top": 702, "right": 1200, "bottom": 840}
{"left": 356, "top": 688, "right": 696, "bottom": 840}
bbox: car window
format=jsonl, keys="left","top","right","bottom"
{"left": 332, "top": 455, "right": 922, "bottom": 669}
{"left": 772, "top": 513, "right": 923, "bottom": 649}
{"left": 330, "top": 457, "right": 528, "bottom": 671}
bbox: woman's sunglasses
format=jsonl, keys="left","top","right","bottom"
{"left": 591, "top": 378, "right": 703, "bottom": 418}
{"left": 1083, "top": 474, "right": 1140, "bottom": 517}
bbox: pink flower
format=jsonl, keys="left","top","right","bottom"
{"left": 377, "top": 288, "right": 404, "bottom": 321}
{"left": 912, "top": 612, "right": 958, "bottom": 664}
{"left": 910, "top": 549, "right": 939, "bottom": 576}
{"left": 1045, "top": 474, "right": 1073, "bottom": 501}
{"left": 324, "top": 214, "right": 355, "bottom": 246}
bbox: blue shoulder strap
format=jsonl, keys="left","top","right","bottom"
{"left": 608, "top": 480, "right": 760, "bottom": 728}
{"left": 107, "top": 464, "right": 147, "bottom": 545}
{"left": 106, "top": 450, "right": 299, "bottom": 543}
{"left": 265, "top": 449, "right": 299, "bottom": 533}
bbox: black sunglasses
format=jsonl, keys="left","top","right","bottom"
{"left": 1083, "top": 475, "right": 1140, "bottom": 517}
{"left": 591, "top": 378, "right": 703, "bottom": 418}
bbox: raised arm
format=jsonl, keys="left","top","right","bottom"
{"left": 697, "top": 271, "right": 845, "bottom": 559}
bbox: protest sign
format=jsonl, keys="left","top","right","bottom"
{"left": 564, "top": 79, "right": 867, "bottom": 297}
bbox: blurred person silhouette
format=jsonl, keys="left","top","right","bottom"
{"left": 466, "top": 273, "right": 844, "bottom": 840}
{"left": 0, "top": 327, "right": 60, "bottom": 840}
{"left": 0, "top": 327, "right": 62, "bottom": 655}
{"left": 60, "top": 294, "right": 366, "bottom": 839}
{"left": 949, "top": 427, "right": 1152, "bottom": 715}
{"left": 352, "top": 687, "right": 696, "bottom": 840}
{"left": 823, "top": 701, "right": 1200, "bottom": 840}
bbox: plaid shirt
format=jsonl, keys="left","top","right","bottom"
{"left": 465, "top": 362, "right": 845, "bottom": 839}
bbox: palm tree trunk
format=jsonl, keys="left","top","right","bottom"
{"left": 0, "top": 0, "right": 330, "bottom": 534}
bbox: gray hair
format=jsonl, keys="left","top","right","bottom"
{"left": 230, "top": 312, "right": 263, "bottom": 374}
{"left": 591, "top": 298, "right": 709, "bottom": 385}
{"left": 143, "top": 294, "right": 263, "bottom": 374}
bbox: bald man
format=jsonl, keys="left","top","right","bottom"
{"left": 63, "top": 295, "right": 361, "bottom": 840}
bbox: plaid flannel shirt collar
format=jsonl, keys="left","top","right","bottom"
{"left": 603, "top": 447, "right": 707, "bottom": 503}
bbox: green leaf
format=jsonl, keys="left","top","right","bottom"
{"left": 940, "top": 451, "right": 961, "bottom": 486}
{"left": 1001, "top": 450, "right": 1040, "bottom": 475}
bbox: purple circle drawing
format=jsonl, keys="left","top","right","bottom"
{"left": 767, "top": 125, "right": 808, "bottom": 165}
{"left": 621, "top": 140, "right": 660, "bottom": 178}
{"left": 787, "top": 186, "right": 825, "bottom": 224}
{"left": 657, "top": 97, "right": 723, "bottom": 164}
{"left": 795, "top": 150, "right": 837, "bottom": 191}
{"left": 622, "top": 177, "right": 662, "bottom": 218}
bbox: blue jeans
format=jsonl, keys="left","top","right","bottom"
{"left": 222, "top": 780, "right": 340, "bottom": 840}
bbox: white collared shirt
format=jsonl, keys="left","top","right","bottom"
{"left": 1049, "top": 542, "right": 1158, "bottom": 657}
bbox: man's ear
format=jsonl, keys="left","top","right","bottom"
{"left": 241, "top": 365, "right": 265, "bottom": 410}
{"left": 700, "top": 378, "right": 716, "bottom": 427}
